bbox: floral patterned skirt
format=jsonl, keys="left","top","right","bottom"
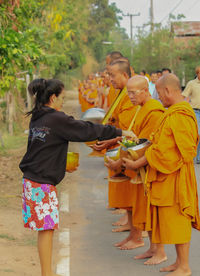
{"left": 22, "top": 178, "right": 59, "bottom": 231}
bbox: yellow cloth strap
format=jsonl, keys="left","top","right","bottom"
{"left": 127, "top": 105, "right": 141, "bottom": 131}
{"left": 101, "top": 87, "right": 127, "bottom": 125}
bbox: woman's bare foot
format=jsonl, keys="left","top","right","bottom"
{"left": 134, "top": 248, "right": 155, "bottom": 260}
{"left": 120, "top": 239, "right": 144, "bottom": 250}
{"left": 160, "top": 263, "right": 178, "bottom": 272}
{"left": 144, "top": 253, "right": 167, "bottom": 265}
{"left": 112, "top": 223, "right": 130, "bottom": 232}
{"left": 112, "top": 214, "right": 128, "bottom": 226}
{"left": 165, "top": 267, "right": 191, "bottom": 276}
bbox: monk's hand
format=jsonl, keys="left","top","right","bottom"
{"left": 122, "top": 157, "right": 138, "bottom": 170}
{"left": 122, "top": 130, "right": 139, "bottom": 143}
{"left": 105, "top": 157, "right": 122, "bottom": 171}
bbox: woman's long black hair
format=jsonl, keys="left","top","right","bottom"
{"left": 27, "top": 78, "right": 64, "bottom": 116}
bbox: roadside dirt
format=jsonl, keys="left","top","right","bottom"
{"left": 0, "top": 90, "right": 80, "bottom": 276}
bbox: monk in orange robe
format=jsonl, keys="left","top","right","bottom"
{"left": 123, "top": 73, "right": 200, "bottom": 275}
{"left": 106, "top": 76, "right": 167, "bottom": 263}
{"left": 85, "top": 83, "right": 98, "bottom": 108}
{"left": 92, "top": 60, "right": 138, "bottom": 232}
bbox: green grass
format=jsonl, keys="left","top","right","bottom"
{"left": 0, "top": 269, "right": 15, "bottom": 273}
{"left": 0, "top": 234, "right": 16, "bottom": 241}
{"left": 21, "top": 236, "right": 37, "bottom": 247}
{"left": 0, "top": 133, "right": 27, "bottom": 155}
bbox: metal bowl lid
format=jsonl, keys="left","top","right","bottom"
{"left": 105, "top": 147, "right": 120, "bottom": 157}
{"left": 121, "top": 138, "right": 151, "bottom": 151}
{"left": 81, "top": 108, "right": 105, "bottom": 121}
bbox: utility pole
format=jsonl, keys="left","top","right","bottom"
{"left": 150, "top": 0, "right": 154, "bottom": 33}
{"left": 123, "top": 12, "right": 140, "bottom": 59}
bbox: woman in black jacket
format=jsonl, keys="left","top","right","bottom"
{"left": 19, "top": 78, "right": 131, "bottom": 276}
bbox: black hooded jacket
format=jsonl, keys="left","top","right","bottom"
{"left": 19, "top": 106, "right": 122, "bottom": 185}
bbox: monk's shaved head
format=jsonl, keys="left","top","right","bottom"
{"left": 106, "top": 51, "right": 123, "bottom": 65}
{"left": 127, "top": 75, "right": 149, "bottom": 90}
{"left": 127, "top": 76, "right": 151, "bottom": 106}
{"left": 157, "top": 73, "right": 181, "bottom": 93}
{"left": 110, "top": 60, "right": 131, "bottom": 78}
{"left": 115, "top": 57, "right": 130, "bottom": 63}
{"left": 109, "top": 51, "right": 123, "bottom": 61}
{"left": 156, "top": 73, "right": 183, "bottom": 107}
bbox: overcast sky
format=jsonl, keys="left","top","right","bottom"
{"left": 109, "top": 0, "right": 200, "bottom": 37}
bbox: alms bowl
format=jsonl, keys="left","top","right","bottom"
{"left": 120, "top": 139, "right": 151, "bottom": 160}
{"left": 104, "top": 147, "right": 120, "bottom": 163}
{"left": 66, "top": 152, "right": 79, "bottom": 171}
{"left": 81, "top": 108, "right": 106, "bottom": 124}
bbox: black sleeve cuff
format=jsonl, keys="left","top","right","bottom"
{"left": 116, "top": 128, "right": 122, "bottom": 136}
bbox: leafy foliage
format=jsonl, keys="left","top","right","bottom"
{"left": 0, "top": 0, "right": 122, "bottom": 95}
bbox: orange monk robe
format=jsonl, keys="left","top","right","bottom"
{"left": 145, "top": 101, "right": 200, "bottom": 244}
{"left": 109, "top": 99, "right": 165, "bottom": 210}
{"left": 107, "top": 85, "right": 119, "bottom": 108}
{"left": 124, "top": 99, "right": 165, "bottom": 229}
{"left": 85, "top": 89, "right": 98, "bottom": 109}
{"left": 108, "top": 92, "right": 138, "bottom": 208}
{"left": 109, "top": 89, "right": 137, "bottom": 129}
{"left": 81, "top": 88, "right": 90, "bottom": 112}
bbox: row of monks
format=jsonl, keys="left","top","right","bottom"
{"left": 78, "top": 51, "right": 200, "bottom": 276}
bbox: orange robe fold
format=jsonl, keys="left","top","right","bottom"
{"left": 145, "top": 101, "right": 200, "bottom": 243}
{"left": 108, "top": 89, "right": 137, "bottom": 208}
{"left": 128, "top": 99, "right": 165, "bottom": 229}
{"left": 109, "top": 99, "right": 164, "bottom": 209}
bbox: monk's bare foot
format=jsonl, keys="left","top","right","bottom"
{"left": 114, "top": 236, "right": 131, "bottom": 247}
{"left": 112, "top": 223, "right": 130, "bottom": 232}
{"left": 134, "top": 248, "right": 154, "bottom": 260}
{"left": 111, "top": 208, "right": 126, "bottom": 215}
{"left": 144, "top": 254, "right": 167, "bottom": 265}
{"left": 120, "top": 239, "right": 144, "bottom": 250}
{"left": 165, "top": 267, "right": 191, "bottom": 276}
{"left": 160, "top": 263, "right": 177, "bottom": 272}
{"left": 142, "top": 231, "right": 148, "bottom": 238}
{"left": 112, "top": 214, "right": 128, "bottom": 226}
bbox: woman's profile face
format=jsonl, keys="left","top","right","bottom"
{"left": 53, "top": 90, "right": 65, "bottom": 111}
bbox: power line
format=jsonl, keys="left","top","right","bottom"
{"left": 160, "top": 0, "right": 185, "bottom": 23}
{"left": 184, "top": 0, "right": 200, "bottom": 15}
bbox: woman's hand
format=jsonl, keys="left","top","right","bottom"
{"left": 104, "top": 157, "right": 122, "bottom": 171}
{"left": 92, "top": 137, "right": 121, "bottom": 151}
{"left": 92, "top": 140, "right": 111, "bottom": 151}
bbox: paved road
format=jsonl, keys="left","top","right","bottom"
{"left": 58, "top": 91, "right": 200, "bottom": 276}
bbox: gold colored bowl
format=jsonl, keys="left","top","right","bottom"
{"left": 66, "top": 152, "right": 79, "bottom": 171}
{"left": 120, "top": 139, "right": 151, "bottom": 161}
{"left": 104, "top": 147, "right": 120, "bottom": 163}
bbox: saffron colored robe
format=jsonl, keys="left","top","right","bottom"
{"left": 127, "top": 99, "right": 165, "bottom": 229}
{"left": 109, "top": 99, "right": 164, "bottom": 210}
{"left": 108, "top": 89, "right": 137, "bottom": 208}
{"left": 145, "top": 101, "right": 200, "bottom": 243}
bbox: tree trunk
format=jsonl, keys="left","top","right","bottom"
{"left": 26, "top": 74, "right": 32, "bottom": 111}
{"left": 6, "top": 92, "right": 14, "bottom": 135}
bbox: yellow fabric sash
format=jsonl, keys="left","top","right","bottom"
{"left": 102, "top": 87, "right": 127, "bottom": 125}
